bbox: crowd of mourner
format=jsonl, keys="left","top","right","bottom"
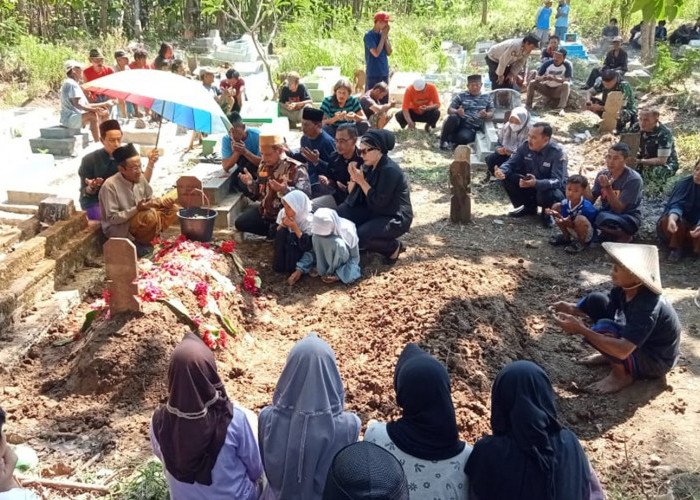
{"left": 2, "top": 4, "right": 696, "bottom": 500}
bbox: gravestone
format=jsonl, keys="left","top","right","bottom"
{"left": 37, "top": 197, "right": 75, "bottom": 224}
{"left": 620, "top": 132, "right": 641, "bottom": 168}
{"left": 104, "top": 238, "right": 139, "bottom": 314}
{"left": 176, "top": 176, "right": 205, "bottom": 208}
{"left": 600, "top": 91, "right": 622, "bottom": 133}
{"left": 450, "top": 145, "right": 472, "bottom": 223}
{"left": 490, "top": 89, "right": 521, "bottom": 123}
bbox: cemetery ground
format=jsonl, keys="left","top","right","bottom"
{"left": 1, "top": 97, "right": 699, "bottom": 499}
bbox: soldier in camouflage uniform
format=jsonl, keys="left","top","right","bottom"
{"left": 629, "top": 108, "right": 679, "bottom": 189}
{"left": 235, "top": 133, "right": 311, "bottom": 238}
{"left": 586, "top": 69, "right": 637, "bottom": 132}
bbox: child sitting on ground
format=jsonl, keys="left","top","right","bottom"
{"left": 288, "top": 208, "right": 362, "bottom": 285}
{"left": 547, "top": 175, "right": 598, "bottom": 253}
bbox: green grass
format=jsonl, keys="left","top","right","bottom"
{"left": 111, "top": 460, "right": 169, "bottom": 500}
{"left": 675, "top": 130, "right": 700, "bottom": 174}
{"left": 0, "top": 32, "right": 131, "bottom": 107}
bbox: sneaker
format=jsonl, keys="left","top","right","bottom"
{"left": 565, "top": 240, "right": 586, "bottom": 254}
{"left": 439, "top": 141, "right": 453, "bottom": 151}
{"left": 508, "top": 205, "right": 537, "bottom": 218}
{"left": 558, "top": 109, "right": 566, "bottom": 116}
{"left": 542, "top": 214, "right": 556, "bottom": 228}
{"left": 549, "top": 234, "right": 570, "bottom": 246}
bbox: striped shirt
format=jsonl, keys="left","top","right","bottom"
{"left": 320, "top": 95, "right": 362, "bottom": 125}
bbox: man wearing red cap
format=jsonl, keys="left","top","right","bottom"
{"left": 364, "top": 12, "right": 393, "bottom": 104}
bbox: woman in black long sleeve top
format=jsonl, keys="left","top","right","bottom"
{"left": 337, "top": 129, "right": 413, "bottom": 263}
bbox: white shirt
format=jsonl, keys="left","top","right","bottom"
{"left": 60, "top": 78, "right": 88, "bottom": 125}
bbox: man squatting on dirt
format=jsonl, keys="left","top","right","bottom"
{"left": 552, "top": 242, "right": 682, "bottom": 394}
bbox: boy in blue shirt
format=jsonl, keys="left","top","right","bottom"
{"left": 547, "top": 174, "right": 598, "bottom": 253}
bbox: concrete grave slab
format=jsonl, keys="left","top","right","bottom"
{"left": 29, "top": 136, "right": 83, "bottom": 157}
{"left": 39, "top": 126, "right": 82, "bottom": 139}
{"left": 389, "top": 72, "right": 422, "bottom": 105}
{"left": 186, "top": 163, "right": 233, "bottom": 205}
{"left": 104, "top": 238, "right": 140, "bottom": 314}
{"left": 7, "top": 191, "right": 57, "bottom": 206}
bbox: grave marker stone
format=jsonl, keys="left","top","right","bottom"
{"left": 38, "top": 197, "right": 75, "bottom": 224}
{"left": 600, "top": 91, "right": 623, "bottom": 133}
{"left": 176, "top": 176, "right": 205, "bottom": 208}
{"left": 104, "top": 238, "right": 140, "bottom": 314}
{"left": 450, "top": 145, "right": 472, "bottom": 223}
{"left": 620, "top": 133, "right": 641, "bottom": 168}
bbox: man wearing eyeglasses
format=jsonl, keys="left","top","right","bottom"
{"left": 99, "top": 143, "right": 178, "bottom": 257}
{"left": 312, "top": 123, "right": 362, "bottom": 209}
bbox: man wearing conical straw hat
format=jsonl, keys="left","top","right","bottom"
{"left": 552, "top": 242, "right": 682, "bottom": 393}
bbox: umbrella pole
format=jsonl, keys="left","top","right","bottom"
{"left": 154, "top": 100, "right": 166, "bottom": 149}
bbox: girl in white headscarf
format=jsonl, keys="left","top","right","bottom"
{"left": 274, "top": 190, "right": 314, "bottom": 285}
{"left": 258, "top": 333, "right": 361, "bottom": 500}
{"left": 485, "top": 107, "right": 530, "bottom": 180}
{"left": 311, "top": 208, "right": 361, "bottom": 284}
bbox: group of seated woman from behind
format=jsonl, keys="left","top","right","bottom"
{"left": 151, "top": 332, "right": 604, "bottom": 500}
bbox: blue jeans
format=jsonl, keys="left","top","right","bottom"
{"left": 554, "top": 26, "right": 567, "bottom": 40}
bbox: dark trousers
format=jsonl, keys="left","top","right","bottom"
{"left": 323, "top": 122, "right": 370, "bottom": 139}
{"left": 577, "top": 292, "right": 672, "bottom": 379}
{"left": 440, "top": 114, "right": 478, "bottom": 146}
{"left": 337, "top": 203, "right": 408, "bottom": 257}
{"left": 395, "top": 108, "right": 441, "bottom": 128}
{"left": 502, "top": 174, "right": 563, "bottom": 209}
{"left": 273, "top": 229, "right": 310, "bottom": 273}
{"left": 234, "top": 205, "right": 275, "bottom": 238}
{"left": 366, "top": 75, "right": 389, "bottom": 104}
{"left": 229, "top": 156, "right": 259, "bottom": 192}
{"left": 486, "top": 57, "right": 515, "bottom": 90}
{"left": 485, "top": 152, "right": 511, "bottom": 176}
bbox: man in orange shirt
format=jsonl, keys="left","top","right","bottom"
{"left": 395, "top": 78, "right": 441, "bottom": 131}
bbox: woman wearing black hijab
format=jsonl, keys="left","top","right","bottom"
{"left": 337, "top": 129, "right": 413, "bottom": 263}
{"left": 151, "top": 333, "right": 263, "bottom": 499}
{"left": 466, "top": 360, "right": 605, "bottom": 500}
{"left": 364, "top": 343, "right": 471, "bottom": 499}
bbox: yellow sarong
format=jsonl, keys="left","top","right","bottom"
{"left": 129, "top": 195, "right": 180, "bottom": 244}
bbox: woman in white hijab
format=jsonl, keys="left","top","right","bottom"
{"left": 311, "top": 208, "right": 361, "bottom": 284}
{"left": 274, "top": 190, "right": 315, "bottom": 285}
{"left": 485, "top": 107, "right": 530, "bottom": 181}
{"left": 258, "top": 333, "right": 361, "bottom": 500}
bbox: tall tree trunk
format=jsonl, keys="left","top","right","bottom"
{"left": 100, "top": 0, "right": 108, "bottom": 33}
{"left": 640, "top": 19, "right": 656, "bottom": 64}
{"left": 481, "top": 0, "right": 488, "bottom": 25}
{"left": 352, "top": 0, "right": 362, "bottom": 20}
{"left": 133, "top": 0, "right": 142, "bottom": 38}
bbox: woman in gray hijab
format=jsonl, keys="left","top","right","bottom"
{"left": 258, "top": 333, "right": 361, "bottom": 500}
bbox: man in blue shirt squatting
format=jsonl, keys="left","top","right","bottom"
{"left": 364, "top": 11, "right": 393, "bottom": 105}
{"left": 494, "top": 122, "right": 568, "bottom": 228}
{"left": 222, "top": 112, "right": 262, "bottom": 193}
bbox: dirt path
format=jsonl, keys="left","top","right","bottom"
{"left": 1, "top": 107, "right": 699, "bottom": 499}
